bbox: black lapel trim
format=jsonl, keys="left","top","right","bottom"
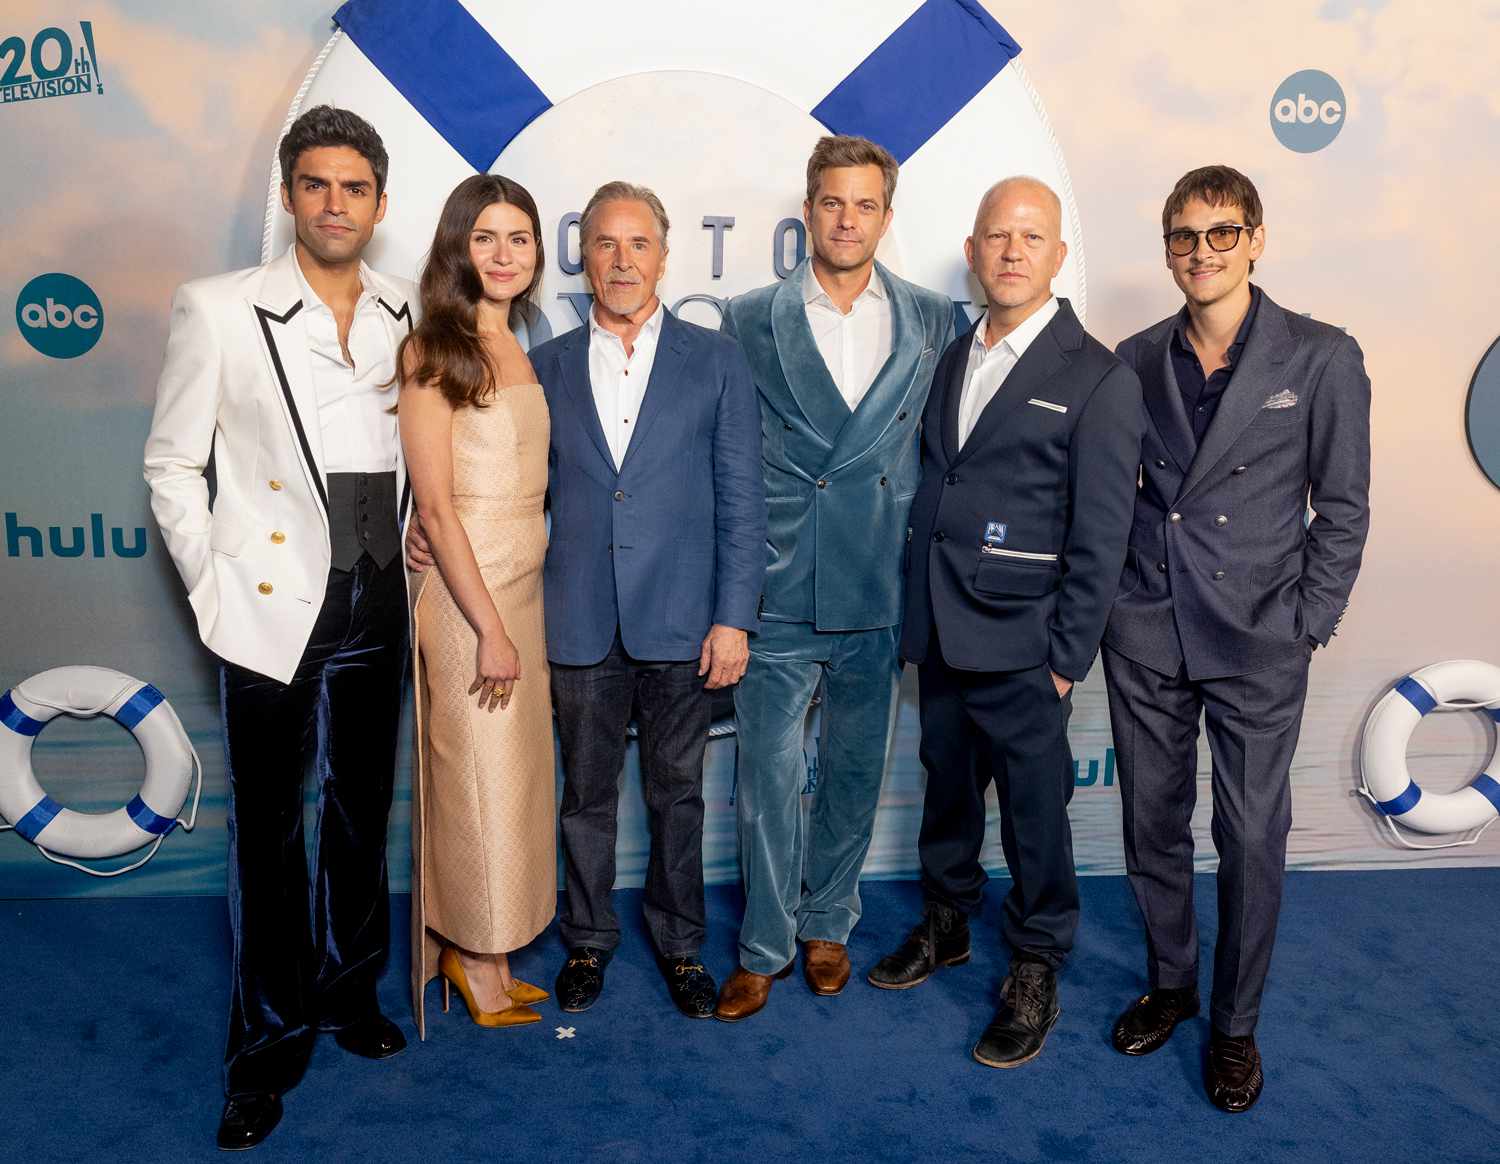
{"left": 377, "top": 296, "right": 413, "bottom": 518}
{"left": 378, "top": 297, "right": 413, "bottom": 332}
{"left": 253, "top": 300, "right": 329, "bottom": 517}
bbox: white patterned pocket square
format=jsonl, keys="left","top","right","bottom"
{"left": 1027, "top": 398, "right": 1068, "bottom": 414}
{"left": 1261, "top": 389, "right": 1298, "bottom": 410}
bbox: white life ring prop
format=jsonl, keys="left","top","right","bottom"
{"left": 0, "top": 666, "right": 201, "bottom": 876}
{"left": 1359, "top": 659, "right": 1500, "bottom": 847}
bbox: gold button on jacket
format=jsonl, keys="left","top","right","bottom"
{"left": 269, "top": 531, "right": 286, "bottom": 544}
{"left": 268, "top": 479, "right": 283, "bottom": 491}
{"left": 257, "top": 582, "right": 273, "bottom": 595}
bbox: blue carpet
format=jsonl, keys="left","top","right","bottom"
{"left": 1, "top": 871, "right": 1497, "bottom": 1162}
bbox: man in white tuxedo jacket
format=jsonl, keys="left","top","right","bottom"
{"left": 144, "top": 106, "right": 414, "bottom": 1152}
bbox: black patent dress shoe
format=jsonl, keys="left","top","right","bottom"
{"left": 217, "top": 1093, "right": 282, "bottom": 1152}
{"left": 556, "top": 946, "right": 611, "bottom": 1013}
{"left": 1111, "top": 986, "right": 1200, "bottom": 1055}
{"left": 1205, "top": 1030, "right": 1264, "bottom": 1112}
{"left": 868, "top": 901, "right": 970, "bottom": 990}
{"left": 659, "top": 955, "right": 718, "bottom": 1018}
{"left": 333, "top": 1014, "right": 407, "bottom": 1060}
{"left": 972, "top": 960, "right": 1060, "bottom": 1069}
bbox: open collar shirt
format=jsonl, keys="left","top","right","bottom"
{"left": 956, "top": 295, "right": 1059, "bottom": 446}
{"left": 803, "top": 262, "right": 892, "bottom": 412}
{"left": 292, "top": 246, "right": 398, "bottom": 473}
{"left": 588, "top": 299, "right": 665, "bottom": 470}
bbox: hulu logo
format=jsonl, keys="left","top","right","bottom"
{"left": 5, "top": 512, "right": 147, "bottom": 558}
{"left": 1074, "top": 748, "right": 1116, "bottom": 787}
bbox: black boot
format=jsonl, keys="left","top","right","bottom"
{"left": 972, "top": 959, "right": 1059, "bottom": 1069}
{"left": 867, "top": 901, "right": 970, "bottom": 990}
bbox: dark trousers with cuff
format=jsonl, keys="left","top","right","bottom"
{"left": 551, "top": 631, "right": 710, "bottom": 959}
{"left": 916, "top": 656, "right": 1079, "bottom": 971}
{"left": 1103, "top": 643, "right": 1311, "bottom": 1037}
{"left": 219, "top": 553, "right": 406, "bottom": 1098}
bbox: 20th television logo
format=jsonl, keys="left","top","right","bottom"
{"left": 1, "top": 22, "right": 102, "bottom": 104}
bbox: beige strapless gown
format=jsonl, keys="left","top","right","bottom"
{"left": 408, "top": 384, "right": 556, "bottom": 1037}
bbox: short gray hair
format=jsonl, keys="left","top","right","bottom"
{"left": 579, "top": 181, "right": 670, "bottom": 247}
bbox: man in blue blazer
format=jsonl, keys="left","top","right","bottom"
{"left": 714, "top": 136, "right": 954, "bottom": 1021}
{"left": 534, "top": 184, "right": 766, "bottom": 1019}
{"left": 413, "top": 182, "right": 765, "bottom": 1018}
{"left": 867, "top": 178, "right": 1143, "bottom": 1070}
{"left": 1104, "top": 166, "right": 1370, "bottom": 1112}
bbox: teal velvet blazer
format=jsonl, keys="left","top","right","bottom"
{"left": 723, "top": 260, "right": 955, "bottom": 631}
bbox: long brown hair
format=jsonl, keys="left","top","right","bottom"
{"left": 398, "top": 174, "right": 545, "bottom": 407}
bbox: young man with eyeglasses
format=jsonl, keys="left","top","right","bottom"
{"left": 1101, "top": 165, "right": 1370, "bottom": 1112}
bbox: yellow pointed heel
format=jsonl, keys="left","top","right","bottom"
{"left": 506, "top": 979, "right": 550, "bottom": 1006}
{"left": 439, "top": 948, "right": 543, "bottom": 1029}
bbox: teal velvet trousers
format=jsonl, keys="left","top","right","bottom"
{"left": 732, "top": 620, "right": 901, "bottom": 975}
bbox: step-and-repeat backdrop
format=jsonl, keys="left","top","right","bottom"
{"left": 3, "top": 0, "right": 1499, "bottom": 896}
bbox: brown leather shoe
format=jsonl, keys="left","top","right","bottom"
{"left": 713, "top": 963, "right": 792, "bottom": 1022}
{"left": 801, "top": 940, "right": 851, "bottom": 996}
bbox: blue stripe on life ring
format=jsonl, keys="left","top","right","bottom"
{"left": 13, "top": 795, "right": 63, "bottom": 842}
{"left": 1395, "top": 676, "right": 1437, "bottom": 716}
{"left": 1473, "top": 774, "right": 1500, "bottom": 816}
{"left": 811, "top": 0, "right": 1021, "bottom": 163}
{"left": 0, "top": 690, "right": 46, "bottom": 736}
{"left": 1376, "top": 780, "right": 1422, "bottom": 816}
{"left": 112, "top": 684, "right": 164, "bottom": 731}
{"left": 333, "top": 0, "right": 552, "bottom": 171}
{"left": 125, "top": 794, "right": 177, "bottom": 836}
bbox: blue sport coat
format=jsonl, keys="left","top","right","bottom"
{"left": 723, "top": 260, "right": 954, "bottom": 631}
{"left": 531, "top": 309, "right": 766, "bottom": 665}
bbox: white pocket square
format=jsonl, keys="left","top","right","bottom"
{"left": 1027, "top": 398, "right": 1068, "bottom": 414}
{"left": 1262, "top": 389, "right": 1298, "bottom": 410}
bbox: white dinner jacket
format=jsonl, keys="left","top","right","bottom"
{"left": 144, "top": 247, "right": 415, "bottom": 683}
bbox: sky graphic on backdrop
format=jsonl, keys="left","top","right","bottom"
{"left": 2, "top": 0, "right": 1498, "bottom": 894}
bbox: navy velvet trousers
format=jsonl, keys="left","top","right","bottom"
{"left": 218, "top": 554, "right": 406, "bottom": 1098}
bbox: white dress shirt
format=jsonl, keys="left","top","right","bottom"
{"left": 589, "top": 300, "right": 665, "bottom": 469}
{"left": 956, "top": 296, "right": 1060, "bottom": 446}
{"left": 803, "top": 262, "right": 893, "bottom": 412}
{"left": 292, "top": 248, "right": 399, "bottom": 473}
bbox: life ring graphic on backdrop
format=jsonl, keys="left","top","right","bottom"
{"left": 262, "top": 1, "right": 1085, "bottom": 340}
{"left": 0, "top": 667, "right": 201, "bottom": 876}
{"left": 1359, "top": 659, "right": 1500, "bottom": 847}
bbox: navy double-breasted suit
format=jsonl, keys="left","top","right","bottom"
{"left": 1102, "top": 288, "right": 1371, "bottom": 1036}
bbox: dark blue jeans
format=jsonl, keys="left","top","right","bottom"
{"left": 551, "top": 631, "right": 710, "bottom": 959}
{"left": 219, "top": 554, "right": 406, "bottom": 1098}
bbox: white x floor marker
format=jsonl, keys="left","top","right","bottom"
{"left": 555, "top": 1026, "right": 576, "bottom": 1040}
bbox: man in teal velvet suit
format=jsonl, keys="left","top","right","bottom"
{"left": 714, "top": 135, "right": 955, "bottom": 1021}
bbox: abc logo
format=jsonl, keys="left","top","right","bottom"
{"left": 15, "top": 272, "right": 104, "bottom": 359}
{"left": 1269, "top": 69, "right": 1346, "bottom": 153}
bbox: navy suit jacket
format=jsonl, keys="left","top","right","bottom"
{"left": 531, "top": 309, "right": 766, "bottom": 665}
{"left": 1105, "top": 288, "right": 1371, "bottom": 680}
{"left": 902, "top": 300, "right": 1144, "bottom": 681}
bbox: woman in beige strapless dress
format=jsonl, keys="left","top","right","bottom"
{"left": 397, "top": 175, "right": 556, "bottom": 1037}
